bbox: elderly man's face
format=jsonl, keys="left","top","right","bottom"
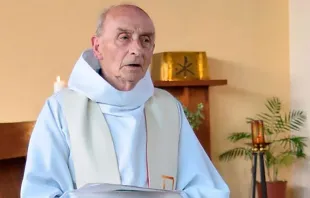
{"left": 92, "top": 7, "right": 155, "bottom": 89}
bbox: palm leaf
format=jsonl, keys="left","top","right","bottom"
{"left": 256, "top": 113, "right": 273, "bottom": 125}
{"left": 219, "top": 147, "right": 252, "bottom": 162}
{"left": 285, "top": 110, "right": 307, "bottom": 131}
{"left": 275, "top": 136, "right": 308, "bottom": 151}
{"left": 267, "top": 114, "right": 288, "bottom": 134}
{"left": 296, "top": 145, "right": 307, "bottom": 158}
{"left": 265, "top": 97, "right": 281, "bottom": 114}
{"left": 256, "top": 113, "right": 286, "bottom": 134}
{"left": 273, "top": 115, "right": 287, "bottom": 132}
{"left": 246, "top": 117, "right": 255, "bottom": 123}
{"left": 227, "top": 132, "right": 251, "bottom": 143}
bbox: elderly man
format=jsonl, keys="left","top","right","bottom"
{"left": 21, "top": 4, "right": 230, "bottom": 198}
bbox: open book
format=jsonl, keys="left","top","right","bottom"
{"left": 61, "top": 183, "right": 182, "bottom": 198}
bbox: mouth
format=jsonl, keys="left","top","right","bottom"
{"left": 126, "top": 63, "right": 142, "bottom": 67}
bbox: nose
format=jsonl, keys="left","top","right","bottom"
{"left": 129, "top": 39, "right": 143, "bottom": 56}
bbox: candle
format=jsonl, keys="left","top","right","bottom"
{"left": 251, "top": 120, "right": 265, "bottom": 146}
{"left": 54, "top": 76, "right": 65, "bottom": 93}
{"left": 251, "top": 120, "right": 259, "bottom": 146}
{"left": 256, "top": 136, "right": 261, "bottom": 144}
{"left": 257, "top": 120, "right": 265, "bottom": 144}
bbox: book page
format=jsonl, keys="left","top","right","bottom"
{"left": 62, "top": 183, "right": 182, "bottom": 198}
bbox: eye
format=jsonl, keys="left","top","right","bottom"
{"left": 119, "top": 33, "right": 130, "bottom": 40}
{"left": 142, "top": 36, "right": 150, "bottom": 43}
{"left": 121, "top": 35, "right": 129, "bottom": 40}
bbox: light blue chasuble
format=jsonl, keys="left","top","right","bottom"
{"left": 20, "top": 49, "right": 230, "bottom": 198}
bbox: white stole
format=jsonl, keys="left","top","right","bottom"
{"left": 62, "top": 88, "right": 180, "bottom": 190}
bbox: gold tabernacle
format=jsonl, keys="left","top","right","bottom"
{"left": 150, "top": 51, "right": 209, "bottom": 81}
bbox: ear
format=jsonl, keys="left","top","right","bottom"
{"left": 91, "top": 35, "right": 103, "bottom": 60}
{"left": 151, "top": 43, "right": 155, "bottom": 52}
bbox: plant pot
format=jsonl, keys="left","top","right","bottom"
{"left": 256, "top": 181, "right": 287, "bottom": 198}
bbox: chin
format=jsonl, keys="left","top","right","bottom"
{"left": 124, "top": 73, "right": 145, "bottom": 83}
{"left": 126, "top": 78, "right": 142, "bottom": 85}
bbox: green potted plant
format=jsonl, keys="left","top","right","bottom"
{"left": 183, "top": 103, "right": 204, "bottom": 130}
{"left": 218, "top": 97, "right": 308, "bottom": 198}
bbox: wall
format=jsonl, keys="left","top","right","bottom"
{"left": 289, "top": 0, "right": 310, "bottom": 197}
{"left": 0, "top": 0, "right": 290, "bottom": 197}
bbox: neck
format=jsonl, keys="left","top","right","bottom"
{"left": 100, "top": 69, "right": 137, "bottom": 91}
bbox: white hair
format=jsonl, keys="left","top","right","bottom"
{"left": 95, "top": 8, "right": 109, "bottom": 37}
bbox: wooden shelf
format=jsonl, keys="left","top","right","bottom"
{"left": 153, "top": 79, "right": 227, "bottom": 87}
{"left": 0, "top": 121, "right": 34, "bottom": 160}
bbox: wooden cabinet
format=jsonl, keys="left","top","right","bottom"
{"left": 153, "top": 79, "right": 227, "bottom": 157}
{"left": 0, "top": 121, "right": 34, "bottom": 198}
{"left": 0, "top": 157, "right": 26, "bottom": 198}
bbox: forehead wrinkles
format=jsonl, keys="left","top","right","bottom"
{"left": 102, "top": 7, "right": 155, "bottom": 36}
{"left": 114, "top": 17, "right": 153, "bottom": 33}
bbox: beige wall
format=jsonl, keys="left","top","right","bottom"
{"left": 0, "top": 0, "right": 290, "bottom": 197}
{"left": 289, "top": 0, "right": 310, "bottom": 197}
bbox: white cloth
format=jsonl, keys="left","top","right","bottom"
{"left": 20, "top": 49, "right": 230, "bottom": 198}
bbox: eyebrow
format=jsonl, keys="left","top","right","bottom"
{"left": 117, "top": 28, "right": 132, "bottom": 33}
{"left": 117, "top": 28, "right": 155, "bottom": 37}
